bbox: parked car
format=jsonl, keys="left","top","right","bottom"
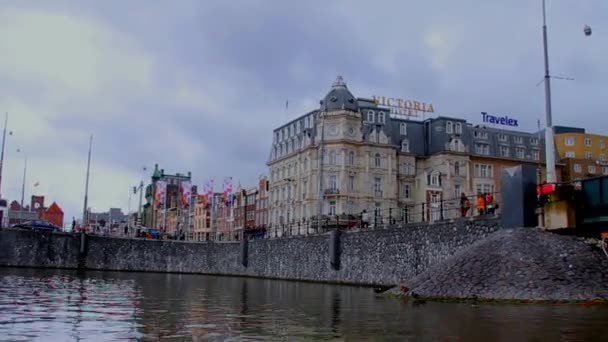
{"left": 12, "top": 220, "right": 61, "bottom": 232}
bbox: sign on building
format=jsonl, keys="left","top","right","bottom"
{"left": 481, "top": 112, "right": 519, "bottom": 127}
{"left": 372, "top": 96, "right": 435, "bottom": 119}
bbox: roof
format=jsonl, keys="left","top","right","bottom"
{"left": 46, "top": 202, "right": 63, "bottom": 214}
{"left": 320, "top": 76, "right": 358, "bottom": 113}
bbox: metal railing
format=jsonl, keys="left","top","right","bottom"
{"left": 175, "top": 190, "right": 502, "bottom": 243}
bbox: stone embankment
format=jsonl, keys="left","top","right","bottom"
{"left": 400, "top": 228, "right": 608, "bottom": 301}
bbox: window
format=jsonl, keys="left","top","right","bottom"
{"left": 288, "top": 164, "right": 292, "bottom": 177}
{"left": 367, "top": 110, "right": 374, "bottom": 122}
{"left": 400, "top": 123, "right": 407, "bottom": 135}
{"left": 498, "top": 134, "right": 507, "bottom": 142}
{"left": 374, "top": 177, "right": 382, "bottom": 197}
{"left": 514, "top": 136, "right": 523, "bottom": 144}
{"left": 348, "top": 151, "right": 355, "bottom": 165}
{"left": 499, "top": 145, "right": 510, "bottom": 157}
{"left": 603, "top": 167, "right": 608, "bottom": 175}
{"left": 347, "top": 201, "right": 355, "bottom": 215}
{"left": 454, "top": 161, "right": 460, "bottom": 176}
{"left": 516, "top": 147, "right": 525, "bottom": 159}
{"left": 288, "top": 141, "right": 292, "bottom": 153}
{"left": 287, "top": 185, "right": 291, "bottom": 199}
{"left": 532, "top": 150, "right": 540, "bottom": 160}
{"left": 402, "top": 183, "right": 411, "bottom": 199}
{"left": 302, "top": 180, "right": 307, "bottom": 199}
{"left": 298, "top": 121, "right": 302, "bottom": 133}
{"left": 455, "top": 122, "right": 462, "bottom": 134}
{"left": 475, "top": 183, "right": 494, "bottom": 194}
{"left": 588, "top": 165, "right": 597, "bottom": 174}
{"left": 600, "top": 154, "right": 606, "bottom": 161}
{"left": 530, "top": 138, "right": 539, "bottom": 145}
{"left": 585, "top": 138, "right": 592, "bottom": 147}
{"left": 449, "top": 139, "right": 464, "bottom": 152}
{"left": 329, "top": 201, "right": 336, "bottom": 216}
{"left": 446, "top": 121, "right": 453, "bottom": 134}
{"left": 454, "top": 184, "right": 462, "bottom": 198}
{"left": 474, "top": 164, "right": 493, "bottom": 178}
{"left": 374, "top": 153, "right": 381, "bottom": 167}
{"left": 402, "top": 162, "right": 415, "bottom": 176}
{"left": 303, "top": 158, "right": 308, "bottom": 171}
{"left": 429, "top": 172, "right": 440, "bottom": 186}
{"left": 600, "top": 141, "right": 606, "bottom": 149}
{"left": 274, "top": 132, "right": 279, "bottom": 142}
{"left": 329, "top": 150, "right": 337, "bottom": 165}
{"left": 585, "top": 152, "right": 593, "bottom": 160}
{"left": 474, "top": 130, "right": 488, "bottom": 139}
{"left": 329, "top": 175, "right": 337, "bottom": 190}
{"left": 378, "top": 112, "right": 385, "bottom": 124}
{"left": 348, "top": 175, "right": 354, "bottom": 192}
{"left": 475, "top": 143, "right": 490, "bottom": 155}
{"left": 565, "top": 151, "right": 575, "bottom": 158}
{"left": 401, "top": 140, "right": 410, "bottom": 153}
{"left": 574, "top": 164, "right": 582, "bottom": 173}
{"left": 565, "top": 137, "right": 575, "bottom": 146}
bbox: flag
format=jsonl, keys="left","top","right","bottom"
{"left": 180, "top": 181, "right": 192, "bottom": 208}
{"left": 155, "top": 181, "right": 167, "bottom": 208}
{"left": 223, "top": 177, "right": 233, "bottom": 205}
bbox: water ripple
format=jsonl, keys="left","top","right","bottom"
{"left": 1, "top": 268, "right": 608, "bottom": 341}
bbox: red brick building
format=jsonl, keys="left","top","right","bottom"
{"left": 42, "top": 202, "right": 64, "bottom": 227}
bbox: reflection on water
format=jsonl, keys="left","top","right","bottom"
{"left": 1, "top": 268, "right": 607, "bottom": 341}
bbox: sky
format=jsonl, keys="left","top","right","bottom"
{"left": 1, "top": 0, "right": 606, "bottom": 223}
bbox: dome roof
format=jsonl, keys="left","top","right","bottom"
{"left": 320, "top": 76, "right": 358, "bottom": 112}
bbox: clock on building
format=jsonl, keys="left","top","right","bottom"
{"left": 34, "top": 202, "right": 40, "bottom": 209}
{"left": 347, "top": 127, "right": 356, "bottom": 137}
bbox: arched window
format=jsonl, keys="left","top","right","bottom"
{"left": 288, "top": 164, "right": 292, "bottom": 177}
{"left": 329, "top": 150, "right": 337, "bottom": 165}
{"left": 400, "top": 123, "right": 407, "bottom": 135}
{"left": 454, "top": 161, "right": 460, "bottom": 176}
{"left": 378, "top": 112, "right": 385, "bottom": 124}
{"left": 303, "top": 158, "right": 308, "bottom": 170}
{"left": 455, "top": 122, "right": 462, "bottom": 134}
{"left": 446, "top": 121, "right": 453, "bottom": 134}
{"left": 374, "top": 153, "right": 381, "bottom": 167}
{"left": 367, "top": 110, "right": 374, "bottom": 122}
{"left": 401, "top": 140, "right": 409, "bottom": 153}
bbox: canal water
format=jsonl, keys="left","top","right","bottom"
{"left": 1, "top": 268, "right": 607, "bottom": 341}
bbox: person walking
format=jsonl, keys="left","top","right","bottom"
{"left": 459, "top": 193, "right": 470, "bottom": 217}
{"left": 477, "top": 193, "right": 486, "bottom": 216}
{"left": 485, "top": 192, "right": 495, "bottom": 215}
{"left": 361, "top": 209, "right": 370, "bottom": 228}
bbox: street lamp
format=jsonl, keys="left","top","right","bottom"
{"left": 0, "top": 112, "right": 11, "bottom": 200}
{"left": 16, "top": 148, "right": 27, "bottom": 224}
{"left": 541, "top": 1, "right": 592, "bottom": 183}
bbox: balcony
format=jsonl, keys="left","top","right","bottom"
{"left": 324, "top": 188, "right": 340, "bottom": 196}
{"left": 374, "top": 190, "right": 383, "bottom": 197}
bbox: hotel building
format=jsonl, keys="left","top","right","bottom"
{"left": 266, "top": 76, "right": 549, "bottom": 233}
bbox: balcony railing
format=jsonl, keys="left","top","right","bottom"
{"left": 324, "top": 188, "right": 340, "bottom": 195}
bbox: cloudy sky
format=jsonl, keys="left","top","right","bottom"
{"left": 1, "top": 0, "right": 606, "bottom": 222}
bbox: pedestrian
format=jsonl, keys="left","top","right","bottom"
{"left": 361, "top": 209, "right": 370, "bottom": 228}
{"left": 71, "top": 217, "right": 76, "bottom": 232}
{"left": 477, "top": 193, "right": 486, "bottom": 216}
{"left": 485, "top": 192, "right": 495, "bottom": 215}
{"left": 459, "top": 193, "right": 470, "bottom": 217}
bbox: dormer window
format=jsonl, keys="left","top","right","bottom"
{"left": 400, "top": 123, "right": 407, "bottom": 135}
{"left": 428, "top": 172, "right": 441, "bottom": 186}
{"left": 401, "top": 139, "right": 410, "bottom": 153}
{"left": 367, "top": 110, "right": 374, "bottom": 122}
{"left": 378, "top": 111, "right": 385, "bottom": 124}
{"left": 446, "top": 121, "right": 453, "bottom": 134}
{"left": 455, "top": 122, "right": 462, "bottom": 134}
{"left": 374, "top": 153, "right": 381, "bottom": 167}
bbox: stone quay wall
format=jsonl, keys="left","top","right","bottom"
{"left": 0, "top": 218, "right": 500, "bottom": 286}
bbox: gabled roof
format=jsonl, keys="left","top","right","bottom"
{"left": 46, "top": 202, "right": 63, "bottom": 214}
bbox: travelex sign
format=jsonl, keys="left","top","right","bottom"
{"left": 372, "top": 96, "right": 435, "bottom": 118}
{"left": 481, "top": 112, "right": 519, "bottom": 127}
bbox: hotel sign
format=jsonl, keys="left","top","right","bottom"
{"left": 481, "top": 112, "right": 519, "bottom": 127}
{"left": 372, "top": 96, "right": 435, "bottom": 118}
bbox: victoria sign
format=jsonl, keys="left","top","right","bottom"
{"left": 481, "top": 112, "right": 519, "bottom": 127}
{"left": 372, "top": 96, "right": 435, "bottom": 118}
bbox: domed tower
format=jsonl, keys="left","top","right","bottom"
{"left": 316, "top": 76, "right": 362, "bottom": 143}
{"left": 320, "top": 76, "right": 359, "bottom": 113}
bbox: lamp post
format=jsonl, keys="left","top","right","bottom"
{"left": 316, "top": 111, "right": 326, "bottom": 232}
{"left": 0, "top": 113, "right": 9, "bottom": 200}
{"left": 17, "top": 149, "right": 27, "bottom": 224}
{"left": 541, "top": 0, "right": 556, "bottom": 183}
{"left": 81, "top": 135, "right": 93, "bottom": 253}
